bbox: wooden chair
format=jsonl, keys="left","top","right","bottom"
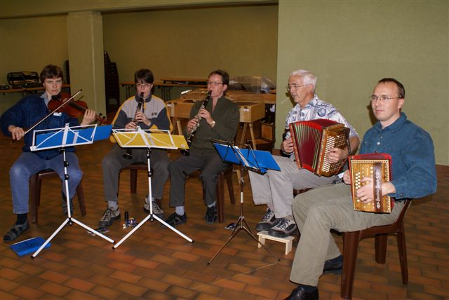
{"left": 29, "top": 169, "right": 86, "bottom": 223}
{"left": 340, "top": 200, "right": 411, "bottom": 299}
{"left": 121, "top": 163, "right": 235, "bottom": 223}
{"left": 120, "top": 163, "right": 148, "bottom": 194}
{"left": 215, "top": 165, "right": 236, "bottom": 223}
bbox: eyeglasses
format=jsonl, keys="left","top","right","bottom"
{"left": 136, "top": 83, "right": 152, "bottom": 88}
{"left": 287, "top": 84, "right": 306, "bottom": 90}
{"left": 207, "top": 82, "right": 223, "bottom": 86}
{"left": 369, "top": 95, "right": 399, "bottom": 102}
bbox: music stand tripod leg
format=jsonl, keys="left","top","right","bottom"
{"left": 208, "top": 166, "right": 279, "bottom": 264}
{"left": 114, "top": 148, "right": 193, "bottom": 249}
{"left": 32, "top": 148, "right": 114, "bottom": 258}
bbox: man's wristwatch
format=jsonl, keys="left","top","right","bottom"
{"left": 210, "top": 120, "right": 216, "bottom": 127}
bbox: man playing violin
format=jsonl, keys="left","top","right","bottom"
{"left": 99, "top": 69, "right": 172, "bottom": 227}
{"left": 0, "top": 64, "right": 96, "bottom": 242}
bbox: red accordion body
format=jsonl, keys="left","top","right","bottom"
{"left": 289, "top": 119, "right": 350, "bottom": 177}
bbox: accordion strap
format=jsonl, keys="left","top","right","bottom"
{"left": 373, "top": 162, "right": 383, "bottom": 213}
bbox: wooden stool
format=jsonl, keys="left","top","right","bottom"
{"left": 29, "top": 169, "right": 86, "bottom": 224}
{"left": 257, "top": 231, "right": 295, "bottom": 255}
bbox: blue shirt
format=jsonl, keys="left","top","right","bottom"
{"left": 360, "top": 112, "right": 437, "bottom": 200}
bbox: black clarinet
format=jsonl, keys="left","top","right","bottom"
{"left": 123, "top": 92, "right": 144, "bottom": 159}
{"left": 181, "top": 90, "right": 212, "bottom": 156}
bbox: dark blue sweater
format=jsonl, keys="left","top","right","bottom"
{"left": 1, "top": 94, "right": 80, "bottom": 159}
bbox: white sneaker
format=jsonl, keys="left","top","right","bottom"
{"left": 99, "top": 207, "right": 121, "bottom": 227}
{"left": 143, "top": 195, "right": 164, "bottom": 218}
{"left": 268, "top": 218, "right": 297, "bottom": 238}
{"left": 255, "top": 208, "right": 278, "bottom": 232}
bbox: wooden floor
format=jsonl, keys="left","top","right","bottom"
{"left": 0, "top": 134, "right": 448, "bottom": 300}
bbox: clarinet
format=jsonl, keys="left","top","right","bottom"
{"left": 123, "top": 92, "right": 144, "bottom": 159}
{"left": 181, "top": 90, "right": 212, "bottom": 156}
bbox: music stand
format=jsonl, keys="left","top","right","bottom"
{"left": 30, "top": 124, "right": 115, "bottom": 258}
{"left": 208, "top": 140, "right": 281, "bottom": 264}
{"left": 112, "top": 127, "right": 193, "bottom": 248}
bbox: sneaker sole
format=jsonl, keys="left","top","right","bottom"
{"left": 99, "top": 214, "right": 121, "bottom": 227}
{"left": 167, "top": 218, "right": 187, "bottom": 227}
{"left": 268, "top": 228, "right": 298, "bottom": 238}
{"left": 255, "top": 223, "right": 276, "bottom": 232}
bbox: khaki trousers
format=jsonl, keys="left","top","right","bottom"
{"left": 249, "top": 156, "right": 336, "bottom": 218}
{"left": 290, "top": 183, "right": 404, "bottom": 286}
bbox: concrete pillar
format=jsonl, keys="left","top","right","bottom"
{"left": 66, "top": 11, "right": 105, "bottom": 116}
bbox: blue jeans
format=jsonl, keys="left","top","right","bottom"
{"left": 9, "top": 152, "right": 82, "bottom": 214}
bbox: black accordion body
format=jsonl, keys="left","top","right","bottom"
{"left": 289, "top": 119, "right": 350, "bottom": 177}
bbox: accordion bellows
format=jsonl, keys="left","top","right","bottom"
{"left": 349, "top": 153, "right": 393, "bottom": 213}
{"left": 289, "top": 119, "right": 350, "bottom": 177}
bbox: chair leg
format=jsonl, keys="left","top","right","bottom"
{"left": 29, "top": 174, "right": 38, "bottom": 224}
{"left": 396, "top": 222, "right": 408, "bottom": 285}
{"left": 374, "top": 234, "right": 388, "bottom": 264}
{"left": 76, "top": 181, "right": 86, "bottom": 216}
{"left": 225, "top": 169, "right": 235, "bottom": 205}
{"left": 130, "top": 169, "right": 138, "bottom": 194}
{"left": 216, "top": 173, "right": 225, "bottom": 223}
{"left": 341, "top": 232, "right": 361, "bottom": 299}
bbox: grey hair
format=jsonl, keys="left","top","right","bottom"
{"left": 289, "top": 69, "right": 317, "bottom": 89}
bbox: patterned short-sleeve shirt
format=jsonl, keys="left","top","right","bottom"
{"left": 284, "top": 94, "right": 358, "bottom": 140}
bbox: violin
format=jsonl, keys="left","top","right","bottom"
{"left": 48, "top": 92, "right": 107, "bottom": 124}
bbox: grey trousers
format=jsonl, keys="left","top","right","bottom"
{"left": 102, "top": 144, "right": 169, "bottom": 203}
{"left": 169, "top": 152, "right": 228, "bottom": 208}
{"left": 248, "top": 156, "right": 336, "bottom": 218}
{"left": 289, "top": 183, "right": 405, "bottom": 286}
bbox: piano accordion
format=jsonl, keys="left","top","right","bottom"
{"left": 289, "top": 119, "right": 350, "bottom": 177}
{"left": 349, "top": 153, "right": 394, "bottom": 213}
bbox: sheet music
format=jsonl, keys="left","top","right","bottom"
{"left": 213, "top": 142, "right": 280, "bottom": 173}
{"left": 30, "top": 124, "right": 112, "bottom": 151}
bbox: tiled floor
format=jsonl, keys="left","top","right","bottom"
{"left": 0, "top": 134, "right": 448, "bottom": 299}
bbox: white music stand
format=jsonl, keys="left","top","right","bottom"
{"left": 30, "top": 124, "right": 115, "bottom": 258}
{"left": 112, "top": 127, "right": 193, "bottom": 248}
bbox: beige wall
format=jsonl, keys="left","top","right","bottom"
{"left": 102, "top": 5, "right": 278, "bottom": 100}
{"left": 1, "top": 0, "right": 448, "bottom": 164}
{"left": 0, "top": 16, "right": 68, "bottom": 113}
{"left": 277, "top": 0, "right": 448, "bottom": 165}
{"left": 0, "top": 4, "right": 278, "bottom": 112}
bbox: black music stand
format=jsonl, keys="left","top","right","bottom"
{"left": 112, "top": 128, "right": 193, "bottom": 248}
{"left": 208, "top": 140, "right": 281, "bottom": 264}
{"left": 30, "top": 124, "right": 115, "bottom": 258}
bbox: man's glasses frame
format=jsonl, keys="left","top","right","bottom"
{"left": 207, "top": 82, "right": 224, "bottom": 86}
{"left": 370, "top": 95, "right": 400, "bottom": 102}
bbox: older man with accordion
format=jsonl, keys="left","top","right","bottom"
{"left": 249, "top": 69, "right": 360, "bottom": 238}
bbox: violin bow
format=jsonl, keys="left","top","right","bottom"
{"left": 23, "top": 89, "right": 83, "bottom": 137}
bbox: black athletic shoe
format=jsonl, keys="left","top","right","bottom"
{"left": 205, "top": 205, "right": 218, "bottom": 224}
{"left": 165, "top": 212, "right": 187, "bottom": 226}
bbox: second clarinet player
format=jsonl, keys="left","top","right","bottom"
{"left": 99, "top": 69, "right": 172, "bottom": 228}
{"left": 166, "top": 70, "right": 240, "bottom": 226}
